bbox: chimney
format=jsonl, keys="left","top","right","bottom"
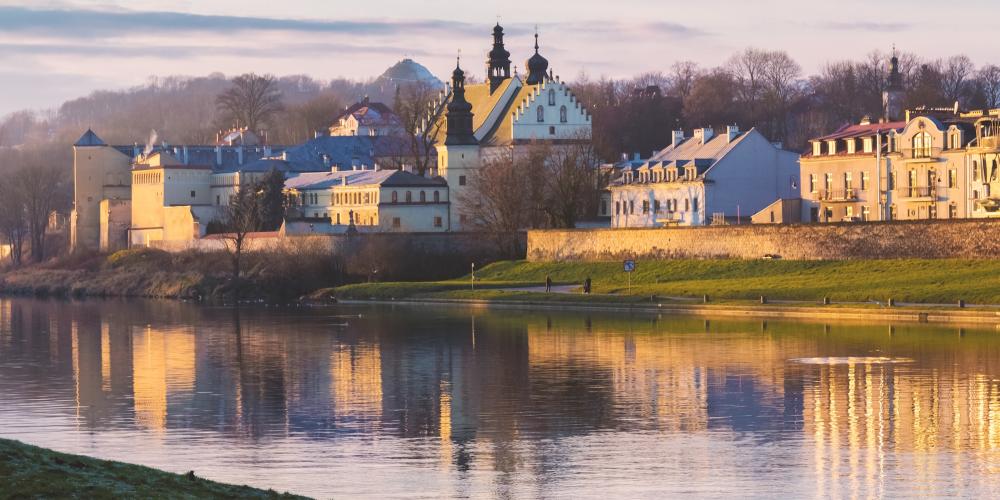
{"left": 726, "top": 125, "right": 740, "bottom": 143}
{"left": 215, "top": 146, "right": 222, "bottom": 166}
{"left": 695, "top": 127, "right": 714, "bottom": 145}
{"left": 671, "top": 130, "right": 685, "bottom": 148}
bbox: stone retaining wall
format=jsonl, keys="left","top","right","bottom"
{"left": 527, "top": 220, "right": 1000, "bottom": 261}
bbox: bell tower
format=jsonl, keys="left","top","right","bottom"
{"left": 487, "top": 23, "right": 511, "bottom": 94}
{"left": 883, "top": 47, "right": 904, "bottom": 122}
{"left": 437, "top": 58, "right": 480, "bottom": 230}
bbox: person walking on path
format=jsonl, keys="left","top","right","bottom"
{"left": 584, "top": 276, "right": 592, "bottom": 294}
{"left": 545, "top": 275, "right": 552, "bottom": 293}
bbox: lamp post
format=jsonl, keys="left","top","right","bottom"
{"left": 471, "top": 262, "right": 476, "bottom": 291}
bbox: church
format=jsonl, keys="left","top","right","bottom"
{"left": 69, "top": 23, "right": 593, "bottom": 251}
{"left": 431, "top": 23, "right": 593, "bottom": 229}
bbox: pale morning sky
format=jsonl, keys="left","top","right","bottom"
{"left": 0, "top": 0, "right": 995, "bottom": 116}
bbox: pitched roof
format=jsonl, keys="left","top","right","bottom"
{"left": 813, "top": 121, "right": 905, "bottom": 142}
{"left": 284, "top": 169, "right": 446, "bottom": 191}
{"left": 74, "top": 129, "right": 106, "bottom": 147}
{"left": 431, "top": 78, "right": 517, "bottom": 145}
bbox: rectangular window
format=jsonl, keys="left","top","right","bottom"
{"left": 861, "top": 206, "right": 870, "bottom": 221}
{"left": 861, "top": 172, "right": 869, "bottom": 190}
{"left": 824, "top": 173, "right": 833, "bottom": 191}
{"left": 459, "top": 175, "right": 467, "bottom": 186}
{"left": 642, "top": 200, "right": 649, "bottom": 214}
{"left": 653, "top": 200, "right": 660, "bottom": 213}
{"left": 392, "top": 217, "right": 401, "bottom": 228}
{"left": 948, "top": 169, "right": 957, "bottom": 188}
{"left": 846, "top": 206, "right": 853, "bottom": 219}
{"left": 615, "top": 201, "right": 620, "bottom": 215}
{"left": 863, "top": 138, "right": 873, "bottom": 153}
{"left": 629, "top": 201, "right": 635, "bottom": 214}
{"left": 190, "top": 190, "right": 196, "bottom": 198}
{"left": 844, "top": 172, "right": 852, "bottom": 190}
{"left": 434, "top": 216, "right": 443, "bottom": 228}
{"left": 809, "top": 174, "right": 816, "bottom": 193}
{"left": 812, "top": 142, "right": 822, "bottom": 156}
{"left": 949, "top": 204, "right": 957, "bottom": 219}
{"left": 692, "top": 197, "right": 699, "bottom": 212}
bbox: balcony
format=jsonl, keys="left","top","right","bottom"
{"left": 897, "top": 147, "right": 944, "bottom": 162}
{"left": 894, "top": 186, "right": 934, "bottom": 200}
{"left": 817, "top": 188, "right": 858, "bottom": 202}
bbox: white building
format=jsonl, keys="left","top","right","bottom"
{"left": 611, "top": 126, "right": 799, "bottom": 227}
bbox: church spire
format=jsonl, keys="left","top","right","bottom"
{"left": 487, "top": 22, "right": 511, "bottom": 94}
{"left": 883, "top": 45, "right": 904, "bottom": 122}
{"left": 525, "top": 28, "right": 549, "bottom": 85}
{"left": 445, "top": 56, "right": 477, "bottom": 146}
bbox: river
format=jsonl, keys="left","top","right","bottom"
{"left": 1, "top": 297, "right": 999, "bottom": 498}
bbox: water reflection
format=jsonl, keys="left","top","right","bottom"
{"left": 2, "top": 298, "right": 1000, "bottom": 498}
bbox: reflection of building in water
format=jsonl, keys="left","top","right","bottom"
{"left": 330, "top": 343, "right": 383, "bottom": 425}
{"left": 803, "top": 362, "right": 1000, "bottom": 498}
{"left": 131, "top": 325, "right": 195, "bottom": 431}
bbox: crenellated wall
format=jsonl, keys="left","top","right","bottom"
{"left": 527, "top": 220, "right": 1000, "bottom": 261}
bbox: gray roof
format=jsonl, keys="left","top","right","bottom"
{"left": 284, "top": 169, "right": 446, "bottom": 191}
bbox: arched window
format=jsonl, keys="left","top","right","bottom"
{"left": 405, "top": 191, "right": 412, "bottom": 203}
{"left": 548, "top": 89, "right": 556, "bottom": 105}
{"left": 537, "top": 105, "right": 544, "bottom": 122}
{"left": 419, "top": 191, "right": 426, "bottom": 202}
{"left": 912, "top": 131, "right": 932, "bottom": 158}
{"left": 391, "top": 191, "right": 398, "bottom": 203}
{"left": 560, "top": 105, "right": 567, "bottom": 123}
{"left": 433, "top": 191, "right": 440, "bottom": 202}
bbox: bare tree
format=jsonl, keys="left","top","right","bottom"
{"left": 458, "top": 147, "right": 537, "bottom": 256}
{"left": 392, "top": 81, "right": 445, "bottom": 175}
{"left": 216, "top": 73, "right": 284, "bottom": 132}
{"left": 0, "top": 173, "right": 27, "bottom": 266}
{"left": 542, "top": 134, "right": 601, "bottom": 228}
{"left": 977, "top": 65, "right": 1000, "bottom": 109}
{"left": 940, "top": 55, "right": 976, "bottom": 105}
{"left": 14, "top": 160, "right": 67, "bottom": 263}
{"left": 219, "top": 184, "right": 264, "bottom": 283}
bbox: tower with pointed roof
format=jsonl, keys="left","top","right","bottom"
{"left": 525, "top": 32, "right": 549, "bottom": 85}
{"left": 883, "top": 48, "right": 904, "bottom": 122}
{"left": 487, "top": 23, "right": 512, "bottom": 94}
{"left": 70, "top": 128, "right": 133, "bottom": 251}
{"left": 436, "top": 58, "right": 480, "bottom": 230}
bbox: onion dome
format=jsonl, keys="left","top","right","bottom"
{"left": 525, "top": 32, "right": 549, "bottom": 85}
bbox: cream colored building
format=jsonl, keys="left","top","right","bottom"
{"left": 129, "top": 152, "right": 218, "bottom": 247}
{"left": 286, "top": 169, "right": 449, "bottom": 232}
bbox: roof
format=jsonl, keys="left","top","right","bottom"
{"left": 284, "top": 169, "right": 446, "bottom": 191}
{"left": 332, "top": 99, "right": 399, "bottom": 128}
{"left": 611, "top": 128, "right": 766, "bottom": 185}
{"left": 431, "top": 78, "right": 518, "bottom": 145}
{"left": 812, "top": 121, "right": 906, "bottom": 142}
{"left": 74, "top": 129, "right": 106, "bottom": 147}
{"left": 236, "top": 135, "right": 422, "bottom": 174}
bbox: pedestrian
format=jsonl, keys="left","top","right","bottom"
{"left": 584, "top": 276, "right": 592, "bottom": 294}
{"left": 545, "top": 275, "right": 552, "bottom": 293}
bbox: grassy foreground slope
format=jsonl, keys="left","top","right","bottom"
{"left": 332, "top": 259, "right": 1000, "bottom": 305}
{"left": 0, "top": 438, "right": 305, "bottom": 499}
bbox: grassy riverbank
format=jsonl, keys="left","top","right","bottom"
{"left": 329, "top": 259, "right": 1000, "bottom": 305}
{"left": 0, "top": 438, "right": 305, "bottom": 498}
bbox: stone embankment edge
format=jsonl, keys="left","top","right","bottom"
{"left": 339, "top": 298, "right": 1000, "bottom": 325}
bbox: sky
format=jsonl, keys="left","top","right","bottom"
{"left": 0, "top": 0, "right": 997, "bottom": 117}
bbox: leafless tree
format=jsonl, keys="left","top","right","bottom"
{"left": 216, "top": 73, "right": 284, "bottom": 133}
{"left": 458, "top": 147, "right": 538, "bottom": 256}
{"left": 13, "top": 159, "right": 68, "bottom": 263}
{"left": 219, "top": 185, "right": 264, "bottom": 283}
{"left": 978, "top": 65, "right": 1000, "bottom": 109}
{"left": 392, "top": 81, "right": 445, "bottom": 175}
{"left": 0, "top": 172, "right": 27, "bottom": 266}
{"left": 541, "top": 134, "right": 601, "bottom": 227}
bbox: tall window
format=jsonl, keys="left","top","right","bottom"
{"left": 560, "top": 105, "right": 567, "bottom": 123}
{"left": 912, "top": 131, "right": 932, "bottom": 158}
{"left": 548, "top": 89, "right": 556, "bottom": 105}
{"left": 405, "top": 191, "right": 412, "bottom": 203}
{"left": 824, "top": 173, "right": 833, "bottom": 191}
{"left": 948, "top": 169, "right": 957, "bottom": 188}
{"left": 419, "top": 191, "right": 426, "bottom": 202}
{"left": 809, "top": 174, "right": 816, "bottom": 193}
{"left": 391, "top": 191, "right": 398, "bottom": 203}
{"left": 537, "top": 106, "right": 544, "bottom": 122}
{"left": 433, "top": 191, "right": 440, "bottom": 202}
{"left": 861, "top": 172, "right": 869, "bottom": 190}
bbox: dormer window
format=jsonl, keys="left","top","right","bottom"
{"left": 827, "top": 140, "right": 837, "bottom": 155}
{"left": 863, "top": 138, "right": 873, "bottom": 153}
{"left": 813, "top": 142, "right": 822, "bottom": 156}
{"left": 846, "top": 139, "right": 856, "bottom": 154}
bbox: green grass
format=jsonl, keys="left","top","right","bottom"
{"left": 0, "top": 438, "right": 307, "bottom": 499}
{"left": 331, "top": 259, "right": 1000, "bottom": 305}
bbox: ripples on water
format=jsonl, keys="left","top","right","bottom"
{"left": 1, "top": 298, "right": 1000, "bottom": 498}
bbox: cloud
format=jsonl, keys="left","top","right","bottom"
{"left": 0, "top": 5, "right": 484, "bottom": 38}
{"left": 819, "top": 21, "right": 912, "bottom": 32}
{"left": 0, "top": 41, "right": 431, "bottom": 60}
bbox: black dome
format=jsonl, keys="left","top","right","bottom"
{"left": 525, "top": 33, "right": 549, "bottom": 85}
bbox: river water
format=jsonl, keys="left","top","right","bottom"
{"left": 1, "top": 297, "right": 999, "bottom": 498}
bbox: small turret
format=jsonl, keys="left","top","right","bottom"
{"left": 486, "top": 23, "right": 512, "bottom": 94}
{"left": 883, "top": 46, "right": 905, "bottom": 122}
{"left": 525, "top": 31, "right": 549, "bottom": 85}
{"left": 445, "top": 57, "right": 477, "bottom": 146}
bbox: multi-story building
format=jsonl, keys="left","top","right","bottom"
{"left": 284, "top": 169, "right": 449, "bottom": 232}
{"left": 328, "top": 97, "right": 405, "bottom": 137}
{"left": 610, "top": 126, "right": 799, "bottom": 227}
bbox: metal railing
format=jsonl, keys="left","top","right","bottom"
{"left": 894, "top": 186, "right": 933, "bottom": 198}
{"left": 817, "top": 188, "right": 858, "bottom": 201}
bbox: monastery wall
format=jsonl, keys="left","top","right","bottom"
{"left": 527, "top": 220, "right": 1000, "bottom": 261}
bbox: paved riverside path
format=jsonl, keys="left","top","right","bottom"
{"left": 501, "top": 285, "right": 579, "bottom": 293}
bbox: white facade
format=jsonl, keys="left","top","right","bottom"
{"left": 611, "top": 127, "right": 800, "bottom": 227}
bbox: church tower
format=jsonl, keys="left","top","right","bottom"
{"left": 883, "top": 49, "right": 904, "bottom": 122}
{"left": 437, "top": 58, "right": 480, "bottom": 230}
{"left": 487, "top": 23, "right": 511, "bottom": 94}
{"left": 525, "top": 32, "right": 549, "bottom": 85}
